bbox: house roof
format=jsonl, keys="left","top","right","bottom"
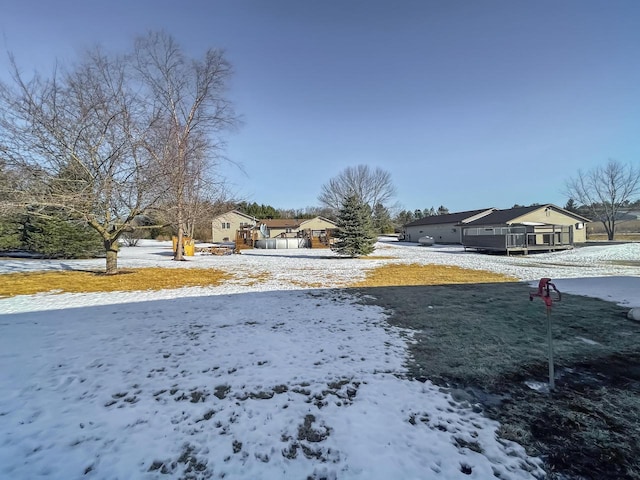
{"left": 464, "top": 204, "right": 591, "bottom": 226}
{"left": 301, "top": 216, "right": 338, "bottom": 227}
{"left": 404, "top": 208, "right": 495, "bottom": 227}
{"left": 213, "top": 209, "right": 256, "bottom": 222}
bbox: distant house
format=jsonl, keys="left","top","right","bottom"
{"left": 211, "top": 210, "right": 256, "bottom": 242}
{"left": 402, "top": 208, "right": 496, "bottom": 243}
{"left": 462, "top": 204, "right": 591, "bottom": 254}
{"left": 211, "top": 212, "right": 337, "bottom": 249}
{"left": 257, "top": 217, "right": 337, "bottom": 239}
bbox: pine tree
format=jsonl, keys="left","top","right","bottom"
{"left": 22, "top": 209, "right": 103, "bottom": 258}
{"left": 372, "top": 203, "right": 394, "bottom": 234}
{"left": 564, "top": 198, "right": 578, "bottom": 213}
{"left": 331, "top": 194, "right": 377, "bottom": 257}
{"left": 0, "top": 214, "right": 23, "bottom": 250}
{"left": 394, "top": 210, "right": 414, "bottom": 227}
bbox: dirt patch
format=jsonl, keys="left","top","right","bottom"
{"left": 357, "top": 282, "right": 640, "bottom": 479}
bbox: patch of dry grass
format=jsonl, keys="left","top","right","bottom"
{"left": 351, "top": 263, "right": 517, "bottom": 287}
{"left": 238, "top": 271, "right": 272, "bottom": 287}
{"left": 587, "top": 233, "right": 640, "bottom": 241}
{"left": 0, "top": 267, "right": 232, "bottom": 298}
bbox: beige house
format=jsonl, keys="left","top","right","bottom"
{"left": 462, "top": 204, "right": 591, "bottom": 254}
{"left": 211, "top": 210, "right": 256, "bottom": 242}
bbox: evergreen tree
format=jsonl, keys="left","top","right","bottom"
{"left": 331, "top": 194, "right": 377, "bottom": 257}
{"left": 437, "top": 205, "right": 450, "bottom": 215}
{"left": 237, "top": 202, "right": 280, "bottom": 219}
{"left": 22, "top": 209, "right": 103, "bottom": 258}
{"left": 564, "top": 198, "right": 579, "bottom": 213}
{"left": 0, "top": 214, "right": 23, "bottom": 250}
{"left": 413, "top": 209, "right": 423, "bottom": 219}
{"left": 372, "top": 203, "right": 394, "bottom": 234}
{"left": 394, "top": 210, "right": 414, "bottom": 228}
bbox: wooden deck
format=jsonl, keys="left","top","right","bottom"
{"left": 463, "top": 225, "right": 574, "bottom": 255}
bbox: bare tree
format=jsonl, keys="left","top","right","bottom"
{"left": 133, "top": 31, "right": 237, "bottom": 260}
{"left": 565, "top": 159, "right": 640, "bottom": 240}
{"left": 0, "top": 50, "right": 159, "bottom": 273}
{"left": 319, "top": 165, "right": 396, "bottom": 214}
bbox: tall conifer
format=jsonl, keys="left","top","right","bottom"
{"left": 332, "top": 194, "right": 377, "bottom": 257}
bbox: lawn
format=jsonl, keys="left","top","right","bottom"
{"left": 357, "top": 282, "right": 640, "bottom": 479}
{"left": 1, "top": 241, "right": 638, "bottom": 479}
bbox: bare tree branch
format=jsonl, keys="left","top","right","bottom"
{"left": 565, "top": 159, "right": 640, "bottom": 240}
{"left": 319, "top": 165, "right": 396, "bottom": 214}
{"left": 133, "top": 31, "right": 238, "bottom": 259}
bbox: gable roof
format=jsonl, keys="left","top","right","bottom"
{"left": 213, "top": 209, "right": 256, "bottom": 220}
{"left": 300, "top": 216, "right": 338, "bottom": 227}
{"left": 464, "top": 204, "right": 591, "bottom": 226}
{"left": 404, "top": 208, "right": 495, "bottom": 227}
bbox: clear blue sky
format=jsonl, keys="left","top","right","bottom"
{"left": 2, "top": 0, "right": 639, "bottom": 213}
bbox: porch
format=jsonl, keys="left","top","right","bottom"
{"left": 462, "top": 224, "right": 574, "bottom": 255}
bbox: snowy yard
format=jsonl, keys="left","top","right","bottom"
{"left": 1, "top": 240, "right": 638, "bottom": 479}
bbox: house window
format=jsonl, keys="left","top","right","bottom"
{"left": 286, "top": 228, "right": 293, "bottom": 233}
{"left": 221, "top": 222, "right": 231, "bottom": 229}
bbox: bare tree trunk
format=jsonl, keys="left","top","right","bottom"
{"left": 105, "top": 239, "right": 119, "bottom": 274}
{"left": 175, "top": 226, "right": 185, "bottom": 260}
{"left": 605, "top": 221, "right": 615, "bottom": 241}
{"left": 173, "top": 160, "right": 186, "bottom": 260}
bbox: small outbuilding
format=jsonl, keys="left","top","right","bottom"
{"left": 462, "top": 204, "right": 591, "bottom": 254}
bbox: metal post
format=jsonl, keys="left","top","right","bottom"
{"left": 546, "top": 308, "right": 555, "bottom": 390}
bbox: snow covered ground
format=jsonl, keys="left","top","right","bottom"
{"left": 0, "top": 240, "right": 638, "bottom": 479}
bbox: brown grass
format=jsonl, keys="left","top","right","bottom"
{"left": 0, "top": 267, "right": 232, "bottom": 298}
{"left": 351, "top": 263, "right": 517, "bottom": 288}
{"left": 238, "top": 271, "right": 272, "bottom": 287}
{"left": 587, "top": 233, "right": 640, "bottom": 241}
{"left": 0, "top": 263, "right": 517, "bottom": 297}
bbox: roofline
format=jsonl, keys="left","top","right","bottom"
{"left": 464, "top": 204, "right": 592, "bottom": 226}
{"left": 214, "top": 209, "right": 257, "bottom": 222}
{"left": 403, "top": 208, "right": 495, "bottom": 227}
{"left": 300, "top": 216, "right": 338, "bottom": 226}
{"left": 508, "top": 204, "right": 591, "bottom": 224}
